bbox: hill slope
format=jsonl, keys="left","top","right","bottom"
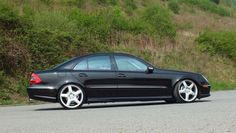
{"left": 0, "top": 0, "right": 236, "bottom": 104}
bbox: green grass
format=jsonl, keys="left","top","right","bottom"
{"left": 143, "top": 5, "right": 176, "bottom": 38}
{"left": 196, "top": 30, "right": 236, "bottom": 62}
{"left": 181, "top": 0, "right": 231, "bottom": 16}
{"left": 168, "top": 0, "right": 180, "bottom": 14}
{"left": 210, "top": 81, "right": 236, "bottom": 91}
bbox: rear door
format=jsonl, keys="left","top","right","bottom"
{"left": 72, "top": 54, "right": 117, "bottom": 98}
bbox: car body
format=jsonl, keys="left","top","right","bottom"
{"left": 27, "top": 53, "right": 211, "bottom": 109}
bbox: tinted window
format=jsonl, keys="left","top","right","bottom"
{"left": 114, "top": 56, "right": 147, "bottom": 71}
{"left": 74, "top": 59, "right": 87, "bottom": 70}
{"left": 88, "top": 56, "right": 111, "bottom": 70}
{"left": 74, "top": 56, "right": 112, "bottom": 71}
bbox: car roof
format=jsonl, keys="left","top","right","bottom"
{"left": 78, "top": 52, "right": 133, "bottom": 56}
{"left": 54, "top": 52, "right": 152, "bottom": 70}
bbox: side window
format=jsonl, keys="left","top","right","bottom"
{"left": 88, "top": 56, "right": 111, "bottom": 70}
{"left": 74, "top": 59, "right": 87, "bottom": 70}
{"left": 74, "top": 56, "right": 112, "bottom": 71}
{"left": 114, "top": 56, "right": 147, "bottom": 72}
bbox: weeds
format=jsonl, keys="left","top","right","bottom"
{"left": 181, "top": 0, "right": 230, "bottom": 16}
{"left": 196, "top": 30, "right": 236, "bottom": 62}
{"left": 143, "top": 5, "right": 176, "bottom": 39}
{"left": 168, "top": 0, "right": 180, "bottom": 14}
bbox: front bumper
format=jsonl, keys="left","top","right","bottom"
{"left": 27, "top": 86, "right": 58, "bottom": 102}
{"left": 198, "top": 85, "right": 211, "bottom": 99}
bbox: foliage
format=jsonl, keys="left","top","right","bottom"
{"left": 40, "top": 0, "right": 53, "bottom": 5}
{"left": 0, "top": 71, "right": 11, "bottom": 103}
{"left": 196, "top": 30, "right": 236, "bottom": 61}
{"left": 25, "top": 29, "right": 69, "bottom": 70}
{"left": 210, "top": 0, "right": 220, "bottom": 5}
{"left": 168, "top": 0, "right": 180, "bottom": 14}
{"left": 125, "top": 0, "right": 137, "bottom": 10}
{"left": 222, "top": 0, "right": 236, "bottom": 7}
{"left": 0, "top": 3, "right": 22, "bottom": 30}
{"left": 143, "top": 5, "right": 176, "bottom": 39}
{"left": 209, "top": 80, "right": 236, "bottom": 91}
{"left": 181, "top": 0, "right": 230, "bottom": 16}
{"left": 0, "top": 71, "right": 4, "bottom": 85}
{"left": 177, "top": 22, "right": 193, "bottom": 30}
{"left": 94, "top": 0, "right": 117, "bottom": 5}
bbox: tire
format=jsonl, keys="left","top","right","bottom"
{"left": 173, "top": 79, "right": 198, "bottom": 103}
{"left": 58, "top": 84, "right": 85, "bottom": 109}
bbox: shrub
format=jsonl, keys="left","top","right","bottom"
{"left": 69, "top": 7, "right": 133, "bottom": 43}
{"left": 0, "top": 41, "right": 31, "bottom": 75}
{"left": 16, "top": 77, "right": 28, "bottom": 96}
{"left": 68, "top": 9, "right": 110, "bottom": 44}
{"left": 0, "top": 71, "right": 4, "bottom": 85}
{"left": 143, "top": 5, "right": 176, "bottom": 38}
{"left": 95, "top": 0, "right": 117, "bottom": 5}
{"left": 125, "top": 0, "right": 137, "bottom": 10}
{"left": 223, "top": 0, "right": 236, "bottom": 7}
{"left": 0, "top": 3, "right": 20, "bottom": 30}
{"left": 32, "top": 10, "right": 77, "bottom": 34}
{"left": 168, "top": 0, "right": 180, "bottom": 14}
{"left": 25, "top": 29, "right": 69, "bottom": 70}
{"left": 0, "top": 72, "right": 11, "bottom": 103}
{"left": 110, "top": 7, "right": 129, "bottom": 30}
{"left": 40, "top": 0, "right": 53, "bottom": 5}
{"left": 77, "top": 0, "right": 86, "bottom": 7}
{"left": 196, "top": 30, "right": 236, "bottom": 61}
{"left": 127, "top": 17, "right": 151, "bottom": 34}
{"left": 181, "top": 0, "right": 230, "bottom": 16}
{"left": 210, "top": 0, "right": 220, "bottom": 4}
{"left": 0, "top": 2, "right": 31, "bottom": 33}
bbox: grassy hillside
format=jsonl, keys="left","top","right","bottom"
{"left": 0, "top": 0, "right": 236, "bottom": 104}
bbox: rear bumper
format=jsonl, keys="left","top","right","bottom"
{"left": 27, "top": 86, "right": 58, "bottom": 102}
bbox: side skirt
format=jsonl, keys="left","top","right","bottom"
{"left": 86, "top": 96, "right": 173, "bottom": 103}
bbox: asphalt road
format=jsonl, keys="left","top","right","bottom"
{"left": 0, "top": 91, "right": 236, "bottom": 133}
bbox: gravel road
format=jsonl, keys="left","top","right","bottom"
{"left": 0, "top": 90, "right": 236, "bottom": 133}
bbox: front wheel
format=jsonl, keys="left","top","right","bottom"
{"left": 174, "top": 79, "right": 198, "bottom": 103}
{"left": 58, "top": 84, "right": 85, "bottom": 109}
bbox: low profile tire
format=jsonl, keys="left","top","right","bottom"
{"left": 58, "top": 84, "right": 85, "bottom": 109}
{"left": 173, "top": 79, "right": 198, "bottom": 103}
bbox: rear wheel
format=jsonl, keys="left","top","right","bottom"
{"left": 174, "top": 79, "right": 198, "bottom": 103}
{"left": 58, "top": 84, "right": 85, "bottom": 109}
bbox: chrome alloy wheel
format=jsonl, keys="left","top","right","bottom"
{"left": 59, "top": 84, "right": 84, "bottom": 109}
{"left": 178, "top": 80, "right": 198, "bottom": 102}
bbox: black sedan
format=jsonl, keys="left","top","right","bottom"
{"left": 27, "top": 53, "right": 210, "bottom": 109}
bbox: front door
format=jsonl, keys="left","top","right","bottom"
{"left": 113, "top": 55, "right": 169, "bottom": 97}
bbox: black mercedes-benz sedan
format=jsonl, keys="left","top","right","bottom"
{"left": 27, "top": 53, "right": 210, "bottom": 109}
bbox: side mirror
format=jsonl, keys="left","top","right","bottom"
{"left": 147, "top": 66, "right": 154, "bottom": 73}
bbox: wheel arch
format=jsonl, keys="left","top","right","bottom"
{"left": 172, "top": 77, "right": 201, "bottom": 97}
{"left": 56, "top": 82, "right": 87, "bottom": 102}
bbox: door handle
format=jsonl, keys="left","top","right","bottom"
{"left": 79, "top": 73, "right": 88, "bottom": 77}
{"left": 117, "top": 73, "right": 126, "bottom": 77}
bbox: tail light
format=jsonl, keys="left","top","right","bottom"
{"left": 30, "top": 73, "right": 42, "bottom": 85}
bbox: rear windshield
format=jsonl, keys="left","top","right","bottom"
{"left": 53, "top": 57, "right": 78, "bottom": 70}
